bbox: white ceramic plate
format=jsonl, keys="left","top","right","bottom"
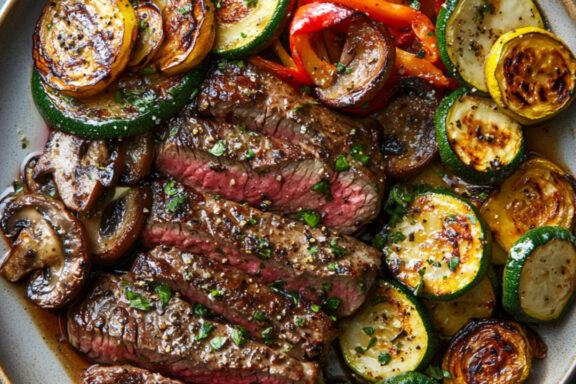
{"left": 1, "top": 0, "right": 576, "bottom": 383}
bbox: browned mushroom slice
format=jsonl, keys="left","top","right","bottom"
{"left": 128, "top": 2, "right": 165, "bottom": 71}
{"left": 22, "top": 155, "right": 58, "bottom": 198}
{"left": 371, "top": 77, "right": 441, "bottom": 178}
{"left": 0, "top": 193, "right": 90, "bottom": 308}
{"left": 33, "top": 131, "right": 123, "bottom": 213}
{"left": 315, "top": 17, "right": 395, "bottom": 109}
{"left": 152, "top": 0, "right": 215, "bottom": 75}
{"left": 81, "top": 186, "right": 151, "bottom": 265}
{"left": 118, "top": 133, "right": 154, "bottom": 185}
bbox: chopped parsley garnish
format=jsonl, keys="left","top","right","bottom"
{"left": 426, "top": 365, "right": 453, "bottom": 380}
{"left": 334, "top": 62, "right": 352, "bottom": 74}
{"left": 355, "top": 337, "right": 377, "bottom": 354}
{"left": 298, "top": 209, "right": 322, "bottom": 228}
{"left": 311, "top": 179, "right": 334, "bottom": 201}
{"left": 197, "top": 322, "right": 214, "bottom": 340}
{"left": 334, "top": 155, "right": 351, "bottom": 172}
{"left": 311, "top": 304, "right": 320, "bottom": 313}
{"left": 390, "top": 232, "right": 407, "bottom": 244}
{"left": 125, "top": 288, "right": 153, "bottom": 311}
{"left": 362, "top": 326, "right": 375, "bottom": 336}
{"left": 295, "top": 317, "right": 305, "bottom": 327}
{"left": 166, "top": 196, "right": 188, "bottom": 213}
{"left": 328, "top": 262, "right": 338, "bottom": 272}
{"left": 244, "top": 149, "right": 256, "bottom": 160}
{"left": 154, "top": 284, "right": 172, "bottom": 305}
{"left": 448, "top": 256, "right": 460, "bottom": 271}
{"left": 178, "top": 5, "right": 191, "bottom": 14}
{"left": 378, "top": 352, "right": 392, "bottom": 365}
{"left": 350, "top": 144, "right": 371, "bottom": 166}
{"left": 300, "top": 86, "right": 311, "bottom": 94}
{"left": 308, "top": 245, "right": 319, "bottom": 255}
{"left": 330, "top": 239, "right": 346, "bottom": 257}
{"left": 261, "top": 327, "right": 274, "bottom": 345}
{"left": 210, "top": 336, "right": 227, "bottom": 351}
{"left": 254, "top": 311, "right": 266, "bottom": 322}
{"left": 208, "top": 140, "right": 227, "bottom": 157}
{"left": 269, "top": 280, "right": 287, "bottom": 295}
{"left": 415, "top": 49, "right": 426, "bottom": 59}
{"left": 323, "top": 296, "right": 342, "bottom": 311}
{"left": 194, "top": 303, "right": 210, "bottom": 317}
{"left": 409, "top": 0, "right": 420, "bottom": 10}
{"left": 230, "top": 325, "right": 249, "bottom": 347}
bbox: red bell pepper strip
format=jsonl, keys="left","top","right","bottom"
{"left": 246, "top": 56, "right": 313, "bottom": 86}
{"left": 298, "top": 0, "right": 439, "bottom": 63}
{"left": 395, "top": 48, "right": 449, "bottom": 88}
{"left": 290, "top": 3, "right": 359, "bottom": 87}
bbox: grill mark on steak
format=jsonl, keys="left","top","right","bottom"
{"left": 68, "top": 275, "right": 319, "bottom": 384}
{"left": 130, "top": 247, "right": 338, "bottom": 361}
{"left": 157, "top": 111, "right": 381, "bottom": 233}
{"left": 82, "top": 365, "right": 184, "bottom": 384}
{"left": 142, "top": 180, "right": 381, "bottom": 316}
{"left": 189, "top": 63, "right": 385, "bottom": 233}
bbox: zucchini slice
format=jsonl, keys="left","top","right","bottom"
{"left": 340, "top": 280, "right": 437, "bottom": 382}
{"left": 32, "top": 66, "right": 205, "bottom": 139}
{"left": 385, "top": 190, "right": 489, "bottom": 300}
{"left": 442, "top": 318, "right": 532, "bottom": 384}
{"left": 503, "top": 226, "right": 576, "bottom": 323}
{"left": 437, "top": 0, "right": 544, "bottom": 92}
{"left": 128, "top": 2, "right": 165, "bottom": 71}
{"left": 480, "top": 157, "right": 576, "bottom": 251}
{"left": 152, "top": 0, "right": 215, "bottom": 75}
{"left": 380, "top": 372, "right": 438, "bottom": 384}
{"left": 435, "top": 88, "right": 525, "bottom": 184}
{"left": 422, "top": 271, "right": 497, "bottom": 337}
{"left": 485, "top": 27, "right": 576, "bottom": 124}
{"left": 213, "top": 0, "right": 294, "bottom": 58}
{"left": 33, "top": 0, "right": 138, "bottom": 98}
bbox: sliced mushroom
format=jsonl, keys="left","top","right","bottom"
{"left": 0, "top": 193, "right": 90, "bottom": 308}
{"left": 22, "top": 155, "right": 58, "bottom": 198}
{"left": 81, "top": 186, "right": 151, "bottom": 265}
{"left": 371, "top": 77, "right": 441, "bottom": 178}
{"left": 316, "top": 17, "right": 395, "bottom": 109}
{"left": 33, "top": 131, "right": 123, "bottom": 213}
{"left": 118, "top": 133, "right": 154, "bottom": 185}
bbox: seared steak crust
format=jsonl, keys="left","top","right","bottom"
{"left": 143, "top": 180, "right": 382, "bottom": 316}
{"left": 82, "top": 365, "right": 184, "bottom": 384}
{"left": 162, "top": 63, "right": 387, "bottom": 234}
{"left": 130, "top": 247, "right": 338, "bottom": 361}
{"left": 68, "top": 275, "right": 319, "bottom": 384}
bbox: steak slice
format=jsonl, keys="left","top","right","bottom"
{"left": 143, "top": 180, "right": 382, "bottom": 316}
{"left": 82, "top": 365, "right": 184, "bottom": 384}
{"left": 68, "top": 275, "right": 319, "bottom": 384}
{"left": 183, "top": 63, "right": 386, "bottom": 233}
{"left": 130, "top": 247, "right": 338, "bottom": 361}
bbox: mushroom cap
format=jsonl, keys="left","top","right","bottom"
{"left": 0, "top": 193, "right": 90, "bottom": 308}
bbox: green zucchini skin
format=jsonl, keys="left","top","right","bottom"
{"left": 213, "top": 0, "right": 294, "bottom": 58}
{"left": 385, "top": 188, "right": 490, "bottom": 301}
{"left": 435, "top": 87, "right": 525, "bottom": 185}
{"left": 503, "top": 226, "right": 576, "bottom": 323}
{"left": 31, "top": 64, "right": 206, "bottom": 139}
{"left": 379, "top": 371, "right": 438, "bottom": 384}
{"left": 436, "top": 0, "right": 465, "bottom": 85}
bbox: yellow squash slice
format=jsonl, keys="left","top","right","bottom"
{"left": 33, "top": 0, "right": 138, "bottom": 97}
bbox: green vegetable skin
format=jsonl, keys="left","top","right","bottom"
{"left": 213, "top": 0, "right": 294, "bottom": 58}
{"left": 435, "top": 87, "right": 525, "bottom": 184}
{"left": 503, "top": 226, "right": 576, "bottom": 323}
{"left": 379, "top": 371, "right": 438, "bottom": 384}
{"left": 31, "top": 64, "right": 206, "bottom": 139}
{"left": 340, "top": 279, "right": 437, "bottom": 382}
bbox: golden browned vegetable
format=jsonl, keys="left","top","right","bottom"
{"left": 33, "top": 0, "right": 138, "bottom": 97}
{"left": 480, "top": 157, "right": 576, "bottom": 251}
{"left": 443, "top": 318, "right": 532, "bottom": 384}
{"left": 152, "top": 0, "right": 215, "bottom": 75}
{"left": 128, "top": 2, "right": 165, "bottom": 71}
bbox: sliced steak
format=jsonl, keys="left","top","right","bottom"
{"left": 164, "top": 63, "right": 387, "bottom": 234}
{"left": 68, "top": 275, "right": 319, "bottom": 384}
{"left": 82, "top": 365, "right": 183, "bottom": 384}
{"left": 130, "top": 247, "right": 338, "bottom": 361}
{"left": 143, "top": 180, "right": 382, "bottom": 316}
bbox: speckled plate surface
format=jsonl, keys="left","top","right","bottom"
{"left": 1, "top": 0, "right": 576, "bottom": 383}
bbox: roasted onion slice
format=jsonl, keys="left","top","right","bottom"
{"left": 33, "top": 0, "right": 138, "bottom": 97}
{"left": 152, "top": 0, "right": 215, "bottom": 75}
{"left": 443, "top": 318, "right": 533, "bottom": 384}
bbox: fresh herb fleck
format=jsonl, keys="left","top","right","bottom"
{"left": 208, "top": 140, "right": 227, "bottom": 157}
{"left": 197, "top": 322, "right": 214, "bottom": 340}
{"left": 154, "top": 284, "right": 172, "bottom": 305}
{"left": 298, "top": 209, "right": 322, "bottom": 228}
{"left": 334, "top": 155, "right": 351, "bottom": 172}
